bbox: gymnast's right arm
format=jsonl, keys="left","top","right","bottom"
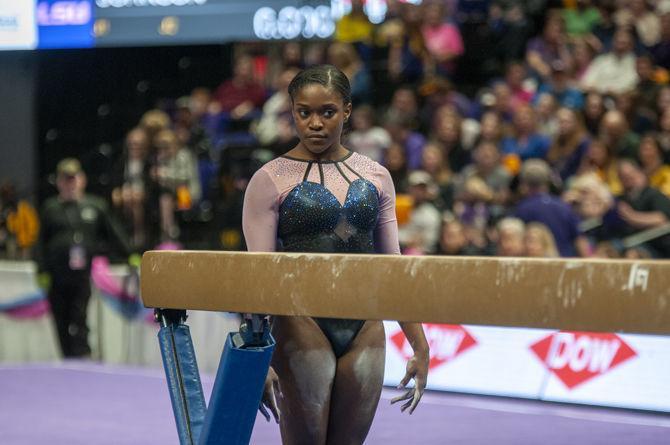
{"left": 242, "top": 168, "right": 281, "bottom": 423}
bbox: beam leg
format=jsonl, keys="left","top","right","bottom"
{"left": 198, "top": 320, "right": 275, "bottom": 445}
{"left": 156, "top": 309, "right": 207, "bottom": 445}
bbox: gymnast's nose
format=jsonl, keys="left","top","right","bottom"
{"left": 308, "top": 115, "right": 323, "bottom": 130}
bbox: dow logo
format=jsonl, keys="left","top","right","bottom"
{"left": 530, "top": 332, "right": 637, "bottom": 389}
{"left": 391, "top": 324, "right": 477, "bottom": 370}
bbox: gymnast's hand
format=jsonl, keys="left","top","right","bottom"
{"left": 391, "top": 351, "right": 429, "bottom": 414}
{"left": 259, "top": 366, "right": 281, "bottom": 423}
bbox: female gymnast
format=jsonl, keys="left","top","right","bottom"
{"left": 242, "top": 64, "right": 429, "bottom": 444}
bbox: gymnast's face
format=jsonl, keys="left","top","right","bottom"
{"left": 292, "top": 84, "right": 351, "bottom": 157}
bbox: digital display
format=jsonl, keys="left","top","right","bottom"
{"left": 37, "top": 0, "right": 94, "bottom": 48}
{"left": 0, "top": 0, "right": 412, "bottom": 50}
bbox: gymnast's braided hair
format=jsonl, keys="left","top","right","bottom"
{"left": 288, "top": 64, "right": 352, "bottom": 106}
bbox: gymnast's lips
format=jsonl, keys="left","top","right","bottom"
{"left": 306, "top": 134, "right": 327, "bottom": 139}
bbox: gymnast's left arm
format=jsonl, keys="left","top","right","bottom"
{"left": 374, "top": 166, "right": 430, "bottom": 414}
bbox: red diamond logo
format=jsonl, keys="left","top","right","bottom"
{"left": 530, "top": 331, "right": 637, "bottom": 389}
{"left": 391, "top": 324, "right": 478, "bottom": 370}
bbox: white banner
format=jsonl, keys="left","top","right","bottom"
{"left": 384, "top": 322, "right": 670, "bottom": 412}
{"left": 0, "top": 1, "right": 37, "bottom": 50}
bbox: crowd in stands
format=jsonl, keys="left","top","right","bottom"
{"left": 4, "top": 0, "right": 670, "bottom": 260}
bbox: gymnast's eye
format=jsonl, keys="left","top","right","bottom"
{"left": 322, "top": 108, "right": 336, "bottom": 118}
{"left": 298, "top": 109, "right": 310, "bottom": 119}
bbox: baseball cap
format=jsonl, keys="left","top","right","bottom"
{"left": 56, "top": 158, "right": 82, "bottom": 177}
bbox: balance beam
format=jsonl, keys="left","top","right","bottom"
{"left": 141, "top": 251, "right": 670, "bottom": 335}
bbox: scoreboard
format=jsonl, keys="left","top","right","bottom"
{"left": 0, "top": 0, "right": 411, "bottom": 50}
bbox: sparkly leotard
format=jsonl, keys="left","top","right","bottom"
{"left": 242, "top": 151, "right": 400, "bottom": 357}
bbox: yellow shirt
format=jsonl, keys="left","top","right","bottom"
{"left": 335, "top": 15, "right": 374, "bottom": 44}
{"left": 649, "top": 165, "right": 670, "bottom": 197}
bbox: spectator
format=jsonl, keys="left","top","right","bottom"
{"left": 599, "top": 109, "right": 641, "bottom": 160}
{"left": 421, "top": 0, "right": 464, "bottom": 77}
{"left": 501, "top": 104, "right": 551, "bottom": 161}
{"left": 111, "top": 127, "right": 152, "bottom": 249}
{"left": 174, "top": 96, "right": 213, "bottom": 161}
{"left": 525, "top": 13, "right": 573, "bottom": 81}
{"left": 580, "top": 29, "right": 639, "bottom": 95}
{"left": 650, "top": 13, "right": 670, "bottom": 69}
{"left": 139, "top": 109, "right": 171, "bottom": 145}
{"left": 588, "top": 0, "right": 617, "bottom": 52}
{"left": 151, "top": 129, "right": 201, "bottom": 241}
{"left": 514, "top": 159, "right": 590, "bottom": 256}
{"left": 398, "top": 170, "right": 442, "bottom": 254}
{"left": 572, "top": 37, "right": 596, "bottom": 81}
{"left": 524, "top": 222, "right": 559, "bottom": 257}
{"left": 546, "top": 107, "right": 591, "bottom": 181}
{"left": 420, "top": 141, "right": 455, "bottom": 211}
{"left": 614, "top": 0, "right": 661, "bottom": 48}
{"left": 534, "top": 60, "right": 584, "bottom": 110}
{"left": 562, "top": 172, "right": 614, "bottom": 222}
{"left": 327, "top": 42, "right": 372, "bottom": 105}
{"left": 503, "top": 61, "right": 534, "bottom": 108}
{"left": 534, "top": 92, "right": 559, "bottom": 138}
{"left": 254, "top": 66, "right": 300, "bottom": 146}
{"left": 577, "top": 138, "right": 623, "bottom": 196}
{"left": 384, "top": 109, "right": 426, "bottom": 170}
{"left": 474, "top": 111, "right": 507, "bottom": 147}
{"left": 213, "top": 54, "right": 266, "bottom": 118}
{"left": 563, "top": 0, "right": 601, "bottom": 37}
{"left": 438, "top": 217, "right": 482, "bottom": 255}
{"left": 347, "top": 104, "right": 392, "bottom": 163}
{"left": 495, "top": 217, "right": 526, "bottom": 256}
{"left": 457, "top": 140, "right": 511, "bottom": 216}
{"left": 334, "top": 0, "right": 374, "bottom": 57}
{"left": 582, "top": 91, "right": 605, "bottom": 136}
{"left": 0, "top": 181, "right": 38, "bottom": 260}
{"left": 616, "top": 158, "right": 670, "bottom": 257}
{"left": 378, "top": 2, "right": 427, "bottom": 85}
{"left": 431, "top": 109, "right": 470, "bottom": 172}
{"left": 384, "top": 142, "right": 409, "bottom": 193}
{"left": 638, "top": 134, "right": 670, "bottom": 196}
{"left": 37, "top": 158, "right": 131, "bottom": 357}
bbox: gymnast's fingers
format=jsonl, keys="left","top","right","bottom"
{"left": 390, "top": 389, "right": 413, "bottom": 405}
{"left": 258, "top": 403, "right": 271, "bottom": 422}
{"left": 398, "top": 370, "right": 414, "bottom": 389}
{"left": 408, "top": 386, "right": 423, "bottom": 415}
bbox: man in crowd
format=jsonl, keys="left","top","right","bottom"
{"left": 37, "top": 158, "right": 132, "bottom": 358}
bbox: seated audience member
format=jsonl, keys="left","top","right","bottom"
{"left": 616, "top": 158, "right": 670, "bottom": 257}
{"left": 398, "top": 171, "right": 442, "bottom": 254}
{"left": 495, "top": 217, "right": 526, "bottom": 256}
{"left": 457, "top": 141, "right": 511, "bottom": 216}
{"left": 577, "top": 138, "right": 623, "bottom": 196}
{"left": 546, "top": 107, "right": 591, "bottom": 182}
{"left": 563, "top": 0, "right": 601, "bottom": 38}
{"left": 534, "top": 60, "right": 584, "bottom": 110}
{"left": 431, "top": 110, "right": 470, "bottom": 172}
{"left": 327, "top": 41, "right": 372, "bottom": 105}
{"left": 562, "top": 172, "right": 614, "bottom": 222}
{"left": 454, "top": 176, "right": 493, "bottom": 241}
{"left": 582, "top": 91, "right": 605, "bottom": 137}
{"left": 139, "top": 109, "right": 171, "bottom": 145}
{"left": 514, "top": 159, "right": 590, "bottom": 257}
{"left": 580, "top": 29, "right": 639, "bottom": 95}
{"left": 334, "top": 0, "right": 374, "bottom": 53}
{"left": 438, "top": 217, "right": 482, "bottom": 256}
{"left": 599, "top": 110, "right": 640, "bottom": 160}
{"left": 111, "top": 127, "right": 152, "bottom": 249}
{"left": 421, "top": 0, "right": 464, "bottom": 77}
{"left": 638, "top": 133, "right": 670, "bottom": 196}
{"left": 151, "top": 129, "right": 201, "bottom": 241}
{"left": 174, "top": 96, "right": 213, "bottom": 161}
{"left": 420, "top": 141, "right": 454, "bottom": 211}
{"left": 254, "top": 66, "right": 300, "bottom": 146}
{"left": 384, "top": 142, "right": 409, "bottom": 193}
{"left": 656, "top": 107, "right": 670, "bottom": 162}
{"left": 524, "top": 222, "right": 560, "bottom": 257}
{"left": 534, "top": 93, "right": 559, "bottom": 138}
{"left": 347, "top": 104, "right": 392, "bottom": 163}
{"left": 525, "top": 14, "right": 573, "bottom": 81}
{"left": 213, "top": 54, "right": 266, "bottom": 121}
{"left": 474, "top": 111, "right": 506, "bottom": 147}
{"left": 384, "top": 110, "right": 426, "bottom": 170}
{"left": 650, "top": 13, "right": 670, "bottom": 69}
{"left": 614, "top": 0, "right": 660, "bottom": 48}
{"left": 501, "top": 104, "right": 551, "bottom": 161}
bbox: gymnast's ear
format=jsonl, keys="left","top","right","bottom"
{"left": 343, "top": 102, "right": 352, "bottom": 123}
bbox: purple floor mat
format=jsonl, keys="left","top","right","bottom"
{"left": 1, "top": 362, "right": 668, "bottom": 444}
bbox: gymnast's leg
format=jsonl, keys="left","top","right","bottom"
{"left": 271, "top": 316, "right": 337, "bottom": 445}
{"left": 326, "top": 320, "right": 386, "bottom": 445}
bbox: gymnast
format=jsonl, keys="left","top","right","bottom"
{"left": 242, "top": 64, "right": 430, "bottom": 444}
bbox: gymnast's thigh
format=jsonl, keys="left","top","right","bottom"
{"left": 271, "top": 316, "right": 337, "bottom": 445}
{"left": 326, "top": 320, "right": 386, "bottom": 445}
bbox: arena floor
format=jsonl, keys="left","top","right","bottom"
{"left": 1, "top": 362, "right": 668, "bottom": 445}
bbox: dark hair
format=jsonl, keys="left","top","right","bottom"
{"left": 288, "top": 64, "right": 351, "bottom": 106}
